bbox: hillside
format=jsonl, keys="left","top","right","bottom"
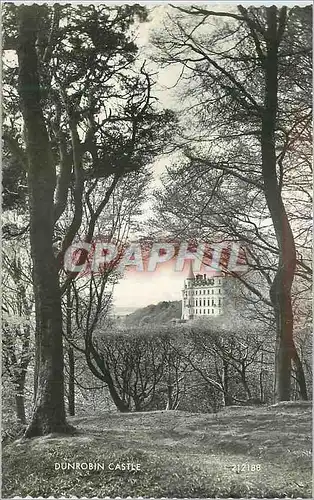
{"left": 3, "top": 403, "right": 312, "bottom": 498}
{"left": 123, "top": 300, "right": 181, "bottom": 326}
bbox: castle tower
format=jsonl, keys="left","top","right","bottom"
{"left": 186, "top": 259, "right": 195, "bottom": 280}
{"left": 181, "top": 262, "right": 224, "bottom": 321}
{"left": 181, "top": 261, "right": 195, "bottom": 320}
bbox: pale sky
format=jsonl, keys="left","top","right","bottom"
{"left": 113, "top": 7, "right": 184, "bottom": 310}
{"left": 4, "top": 2, "right": 309, "bottom": 312}
{"left": 110, "top": 2, "right": 310, "bottom": 311}
{"left": 112, "top": 4, "right": 239, "bottom": 310}
{"left": 112, "top": 4, "right": 236, "bottom": 310}
{"left": 113, "top": 271, "right": 185, "bottom": 310}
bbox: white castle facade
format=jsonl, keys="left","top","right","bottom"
{"left": 181, "top": 261, "right": 224, "bottom": 320}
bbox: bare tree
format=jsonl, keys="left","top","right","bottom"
{"left": 2, "top": 244, "right": 33, "bottom": 424}
{"left": 152, "top": 5, "right": 312, "bottom": 401}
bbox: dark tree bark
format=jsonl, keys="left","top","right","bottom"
{"left": 3, "top": 261, "right": 32, "bottom": 424}
{"left": 66, "top": 288, "right": 75, "bottom": 416}
{"left": 85, "top": 342, "right": 130, "bottom": 412}
{"left": 106, "top": 376, "right": 130, "bottom": 412}
{"left": 166, "top": 384, "right": 173, "bottom": 410}
{"left": 240, "top": 361, "right": 252, "bottom": 399}
{"left": 4, "top": 329, "right": 30, "bottom": 424}
{"left": 292, "top": 350, "right": 308, "bottom": 400}
{"left": 67, "top": 348, "right": 75, "bottom": 416}
{"left": 15, "top": 395, "right": 26, "bottom": 424}
{"left": 17, "top": 6, "right": 71, "bottom": 437}
{"left": 259, "top": 352, "right": 265, "bottom": 403}
{"left": 14, "top": 377, "right": 27, "bottom": 424}
{"left": 221, "top": 359, "right": 233, "bottom": 406}
{"left": 262, "top": 6, "right": 307, "bottom": 401}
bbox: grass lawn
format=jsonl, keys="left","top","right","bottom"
{"left": 2, "top": 402, "right": 312, "bottom": 498}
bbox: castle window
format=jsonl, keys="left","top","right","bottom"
{"left": 212, "top": 290, "right": 214, "bottom": 294}
{"left": 203, "top": 299, "right": 206, "bottom": 306}
{"left": 212, "top": 309, "right": 214, "bottom": 314}
{"left": 195, "top": 309, "right": 198, "bottom": 314}
{"left": 218, "top": 289, "right": 221, "bottom": 294}
{"left": 212, "top": 299, "right": 214, "bottom": 306}
{"left": 203, "top": 309, "right": 206, "bottom": 314}
{"left": 207, "top": 299, "right": 210, "bottom": 306}
{"left": 218, "top": 298, "right": 221, "bottom": 306}
{"left": 207, "top": 290, "right": 209, "bottom": 294}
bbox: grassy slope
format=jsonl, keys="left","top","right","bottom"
{"left": 124, "top": 300, "right": 181, "bottom": 326}
{"left": 2, "top": 403, "right": 312, "bottom": 498}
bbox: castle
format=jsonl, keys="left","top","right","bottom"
{"left": 181, "top": 261, "right": 224, "bottom": 320}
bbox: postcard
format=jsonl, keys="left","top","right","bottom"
{"left": 2, "top": 1, "right": 312, "bottom": 498}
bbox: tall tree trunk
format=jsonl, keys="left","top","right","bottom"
{"left": 14, "top": 378, "right": 26, "bottom": 424}
{"left": 259, "top": 352, "right": 264, "bottom": 403}
{"left": 133, "top": 394, "right": 142, "bottom": 412}
{"left": 292, "top": 350, "right": 308, "bottom": 400}
{"left": 106, "top": 379, "right": 130, "bottom": 412}
{"left": 85, "top": 346, "right": 130, "bottom": 412}
{"left": 166, "top": 383, "right": 173, "bottom": 410}
{"left": 17, "top": 5, "right": 70, "bottom": 437}
{"left": 240, "top": 362, "right": 252, "bottom": 399}
{"left": 261, "top": 6, "right": 306, "bottom": 402}
{"left": 66, "top": 288, "right": 75, "bottom": 416}
{"left": 15, "top": 394, "right": 26, "bottom": 425}
{"left": 67, "top": 348, "right": 75, "bottom": 416}
{"left": 221, "top": 359, "right": 233, "bottom": 406}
